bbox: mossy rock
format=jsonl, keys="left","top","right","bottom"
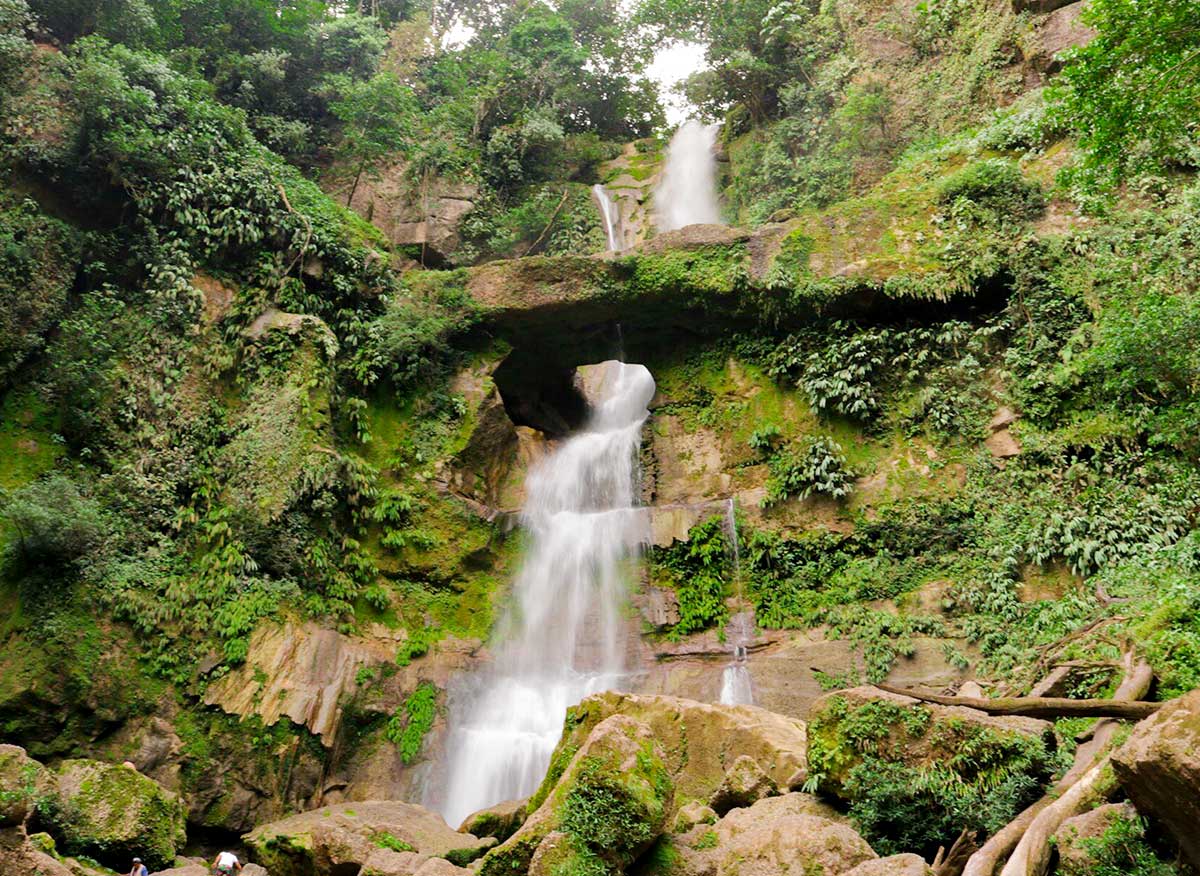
{"left": 458, "top": 797, "right": 529, "bottom": 843}
{"left": 0, "top": 745, "right": 55, "bottom": 827}
{"left": 479, "top": 714, "right": 673, "bottom": 876}
{"left": 39, "top": 760, "right": 186, "bottom": 871}
{"left": 807, "top": 687, "right": 1053, "bottom": 798}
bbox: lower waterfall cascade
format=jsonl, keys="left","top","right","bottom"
{"left": 435, "top": 361, "right": 656, "bottom": 827}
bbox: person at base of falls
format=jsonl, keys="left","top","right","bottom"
{"left": 127, "top": 857, "right": 148, "bottom": 876}
{"left": 212, "top": 850, "right": 243, "bottom": 875}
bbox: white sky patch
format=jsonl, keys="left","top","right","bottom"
{"left": 647, "top": 41, "right": 708, "bottom": 127}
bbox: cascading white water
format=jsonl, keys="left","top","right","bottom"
{"left": 436, "top": 361, "right": 656, "bottom": 827}
{"left": 593, "top": 184, "right": 623, "bottom": 252}
{"left": 654, "top": 119, "right": 722, "bottom": 232}
{"left": 720, "top": 654, "right": 755, "bottom": 706}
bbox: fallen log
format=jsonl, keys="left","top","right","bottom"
{"left": 872, "top": 683, "right": 1161, "bottom": 720}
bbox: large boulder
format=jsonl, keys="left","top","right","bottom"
{"left": 245, "top": 800, "right": 494, "bottom": 876}
{"left": 0, "top": 827, "right": 73, "bottom": 876}
{"left": 479, "top": 714, "right": 673, "bottom": 876}
{"left": 39, "top": 759, "right": 186, "bottom": 872}
{"left": 0, "top": 745, "right": 55, "bottom": 827}
{"left": 843, "top": 854, "right": 932, "bottom": 875}
{"left": 1111, "top": 687, "right": 1200, "bottom": 868}
{"left": 662, "top": 794, "right": 877, "bottom": 876}
{"left": 529, "top": 692, "right": 806, "bottom": 815}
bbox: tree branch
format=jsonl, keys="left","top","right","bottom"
{"left": 871, "top": 683, "right": 1160, "bottom": 720}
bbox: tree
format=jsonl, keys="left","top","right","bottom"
{"left": 1053, "top": 0, "right": 1200, "bottom": 184}
{"left": 327, "top": 72, "right": 418, "bottom": 204}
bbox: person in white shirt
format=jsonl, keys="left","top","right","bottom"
{"left": 212, "top": 850, "right": 242, "bottom": 875}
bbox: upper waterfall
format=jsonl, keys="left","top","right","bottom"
{"left": 434, "top": 361, "right": 656, "bottom": 827}
{"left": 654, "top": 119, "right": 722, "bottom": 232}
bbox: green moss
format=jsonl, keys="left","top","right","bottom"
{"left": 384, "top": 681, "right": 438, "bottom": 764}
{"left": 373, "top": 831, "right": 416, "bottom": 853}
{"left": 0, "top": 390, "right": 63, "bottom": 492}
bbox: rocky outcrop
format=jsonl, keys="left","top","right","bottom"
{"left": 1111, "top": 687, "right": 1200, "bottom": 868}
{"left": 204, "top": 621, "right": 403, "bottom": 744}
{"left": 343, "top": 160, "right": 477, "bottom": 265}
{"left": 1033, "top": 2, "right": 1096, "bottom": 74}
{"left": 1052, "top": 801, "right": 1139, "bottom": 874}
{"left": 245, "top": 800, "right": 494, "bottom": 876}
{"left": 480, "top": 714, "right": 673, "bottom": 876}
{"left": 664, "top": 794, "right": 877, "bottom": 876}
{"left": 40, "top": 759, "right": 187, "bottom": 871}
{"left": 539, "top": 693, "right": 807, "bottom": 810}
{"left": 808, "top": 686, "right": 1054, "bottom": 801}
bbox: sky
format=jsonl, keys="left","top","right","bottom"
{"left": 647, "top": 41, "right": 708, "bottom": 126}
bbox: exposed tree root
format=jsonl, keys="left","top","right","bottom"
{"left": 960, "top": 654, "right": 1153, "bottom": 876}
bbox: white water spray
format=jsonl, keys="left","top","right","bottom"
{"left": 719, "top": 500, "right": 755, "bottom": 706}
{"left": 593, "top": 184, "right": 623, "bottom": 252}
{"left": 436, "top": 361, "right": 656, "bottom": 827}
{"left": 655, "top": 119, "right": 722, "bottom": 232}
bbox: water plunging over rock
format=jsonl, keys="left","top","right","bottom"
{"left": 436, "top": 361, "right": 656, "bottom": 827}
{"left": 592, "top": 184, "right": 624, "bottom": 253}
{"left": 655, "top": 120, "right": 722, "bottom": 232}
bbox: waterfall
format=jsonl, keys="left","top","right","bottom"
{"left": 593, "top": 184, "right": 623, "bottom": 252}
{"left": 718, "top": 501, "right": 755, "bottom": 706}
{"left": 654, "top": 119, "right": 722, "bottom": 232}
{"left": 436, "top": 361, "right": 656, "bottom": 827}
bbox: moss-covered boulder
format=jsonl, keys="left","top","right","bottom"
{"left": 245, "top": 800, "right": 494, "bottom": 876}
{"left": 528, "top": 693, "right": 805, "bottom": 819}
{"left": 0, "top": 746, "right": 54, "bottom": 827}
{"left": 479, "top": 714, "right": 673, "bottom": 876}
{"left": 806, "top": 687, "right": 1054, "bottom": 855}
{"left": 458, "top": 797, "right": 528, "bottom": 843}
{"left": 39, "top": 759, "right": 186, "bottom": 871}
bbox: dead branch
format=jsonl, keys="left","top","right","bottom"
{"left": 522, "top": 188, "right": 570, "bottom": 257}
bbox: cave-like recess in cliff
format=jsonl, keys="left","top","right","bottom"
{"left": 487, "top": 268, "right": 1014, "bottom": 437}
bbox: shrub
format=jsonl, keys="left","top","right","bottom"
{"left": 1, "top": 473, "right": 108, "bottom": 570}
{"left": 936, "top": 159, "right": 1045, "bottom": 220}
{"left": 763, "top": 436, "right": 854, "bottom": 507}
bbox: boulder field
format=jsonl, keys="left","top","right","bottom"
{"left": 3, "top": 689, "right": 1200, "bottom": 875}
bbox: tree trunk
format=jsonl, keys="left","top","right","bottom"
{"left": 345, "top": 160, "right": 366, "bottom": 208}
